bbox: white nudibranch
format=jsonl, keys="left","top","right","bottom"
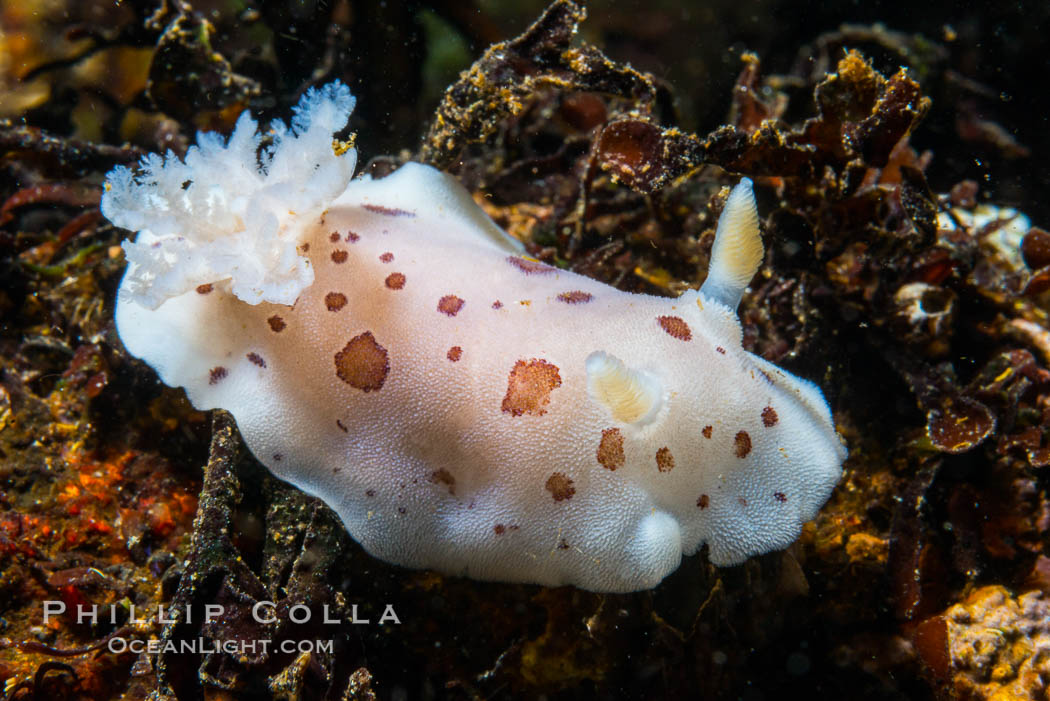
{"left": 102, "top": 82, "right": 846, "bottom": 592}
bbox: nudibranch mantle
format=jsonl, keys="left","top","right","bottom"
{"left": 102, "top": 82, "right": 845, "bottom": 593}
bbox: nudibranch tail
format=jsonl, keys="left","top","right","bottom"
{"left": 700, "top": 177, "right": 763, "bottom": 310}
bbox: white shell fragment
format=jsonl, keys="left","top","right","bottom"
{"left": 102, "top": 83, "right": 846, "bottom": 592}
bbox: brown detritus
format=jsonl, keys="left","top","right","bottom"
{"left": 967, "top": 348, "right": 1050, "bottom": 468}
{"left": 937, "top": 587, "right": 1050, "bottom": 700}
{"left": 925, "top": 396, "right": 996, "bottom": 454}
{"left": 0, "top": 183, "right": 100, "bottom": 226}
{"left": 0, "top": 123, "right": 145, "bottom": 174}
{"left": 1023, "top": 267, "right": 1050, "bottom": 297}
{"left": 593, "top": 120, "right": 671, "bottom": 192}
{"left": 955, "top": 102, "right": 1032, "bottom": 159}
{"left": 1021, "top": 227, "right": 1050, "bottom": 270}
{"left": 147, "top": 11, "right": 260, "bottom": 129}
{"left": 888, "top": 350, "right": 996, "bottom": 455}
{"left": 845, "top": 533, "right": 889, "bottom": 565}
{"left": 702, "top": 51, "right": 930, "bottom": 181}
{"left": 1024, "top": 555, "right": 1050, "bottom": 594}
{"left": 898, "top": 165, "right": 938, "bottom": 242}
{"left": 843, "top": 67, "right": 931, "bottom": 169}
{"left": 1004, "top": 320, "right": 1050, "bottom": 367}
{"left": 420, "top": 1, "right": 665, "bottom": 170}
{"left": 889, "top": 464, "right": 949, "bottom": 621}
{"left": 912, "top": 615, "right": 951, "bottom": 688}
{"left": 728, "top": 52, "right": 787, "bottom": 132}
{"left": 949, "top": 180, "right": 979, "bottom": 209}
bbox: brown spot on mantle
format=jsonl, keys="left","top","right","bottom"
{"left": 501, "top": 359, "right": 561, "bottom": 417}
{"left": 557, "top": 290, "right": 593, "bottom": 304}
{"left": 734, "top": 430, "right": 752, "bottom": 458}
{"left": 438, "top": 295, "right": 465, "bottom": 316}
{"left": 429, "top": 469, "right": 456, "bottom": 495}
{"left": 762, "top": 406, "right": 779, "bottom": 427}
{"left": 267, "top": 315, "right": 286, "bottom": 333}
{"left": 656, "top": 447, "right": 674, "bottom": 473}
{"left": 385, "top": 272, "right": 406, "bottom": 290}
{"left": 325, "top": 292, "right": 347, "bottom": 311}
{"left": 507, "top": 256, "right": 554, "bottom": 275}
{"left": 334, "top": 331, "right": 389, "bottom": 392}
{"left": 657, "top": 315, "right": 692, "bottom": 341}
{"left": 597, "top": 428, "right": 625, "bottom": 471}
{"left": 545, "top": 472, "right": 575, "bottom": 502}
{"left": 363, "top": 203, "right": 415, "bottom": 217}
